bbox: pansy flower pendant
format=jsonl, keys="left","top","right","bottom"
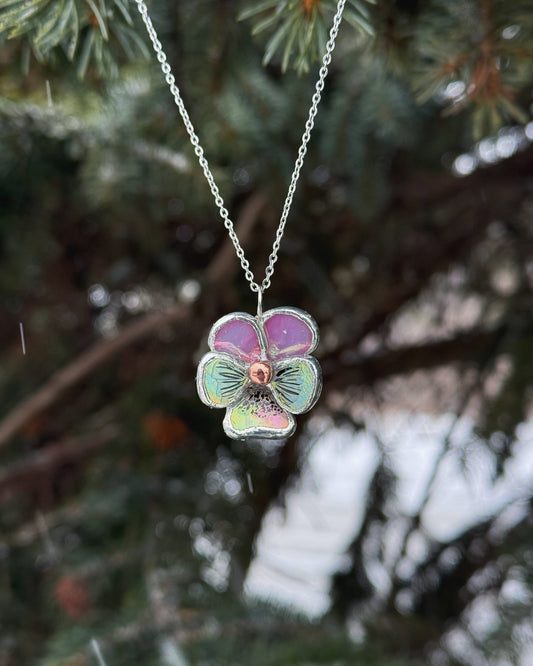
{"left": 196, "top": 307, "right": 322, "bottom": 439}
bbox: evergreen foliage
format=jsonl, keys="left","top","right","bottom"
{"left": 0, "top": 0, "right": 149, "bottom": 77}
{"left": 1, "top": 1, "right": 533, "bottom": 665}
{"left": 238, "top": 0, "right": 374, "bottom": 73}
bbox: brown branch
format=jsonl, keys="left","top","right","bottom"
{"left": 207, "top": 192, "right": 269, "bottom": 285}
{"left": 390, "top": 140, "right": 533, "bottom": 211}
{"left": 0, "top": 424, "right": 119, "bottom": 498}
{"left": 236, "top": 150, "right": 533, "bottom": 589}
{"left": 330, "top": 144, "right": 533, "bottom": 355}
{"left": 324, "top": 326, "right": 508, "bottom": 390}
{"left": 0, "top": 305, "right": 194, "bottom": 449}
{"left": 0, "top": 193, "right": 267, "bottom": 450}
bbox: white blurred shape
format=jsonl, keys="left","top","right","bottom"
{"left": 453, "top": 153, "right": 477, "bottom": 176}
{"left": 88, "top": 283, "right": 110, "bottom": 308}
{"left": 160, "top": 638, "right": 190, "bottom": 666}
{"left": 122, "top": 290, "right": 143, "bottom": 313}
{"left": 477, "top": 138, "right": 499, "bottom": 164}
{"left": 177, "top": 279, "right": 201, "bottom": 303}
{"left": 444, "top": 81, "right": 466, "bottom": 100}
{"left": 496, "top": 133, "right": 518, "bottom": 158}
{"left": 502, "top": 25, "right": 520, "bottom": 39}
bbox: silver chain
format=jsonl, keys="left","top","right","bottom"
{"left": 136, "top": 0, "right": 346, "bottom": 296}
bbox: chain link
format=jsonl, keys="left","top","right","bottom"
{"left": 136, "top": 0, "right": 346, "bottom": 295}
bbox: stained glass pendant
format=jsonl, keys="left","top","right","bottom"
{"left": 196, "top": 307, "right": 322, "bottom": 439}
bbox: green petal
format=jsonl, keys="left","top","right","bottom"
{"left": 197, "top": 352, "right": 247, "bottom": 408}
{"left": 270, "top": 356, "right": 321, "bottom": 414}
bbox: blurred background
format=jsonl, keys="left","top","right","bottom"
{"left": 1, "top": 0, "right": 533, "bottom": 664}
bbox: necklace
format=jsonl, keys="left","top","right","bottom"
{"left": 136, "top": 0, "right": 346, "bottom": 439}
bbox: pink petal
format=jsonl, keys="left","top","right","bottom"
{"left": 263, "top": 309, "right": 318, "bottom": 360}
{"left": 224, "top": 388, "right": 296, "bottom": 439}
{"left": 211, "top": 315, "right": 262, "bottom": 362}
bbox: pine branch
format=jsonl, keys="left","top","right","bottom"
{"left": 0, "top": 0, "right": 149, "bottom": 77}
{"left": 412, "top": 0, "right": 533, "bottom": 135}
{"left": 239, "top": 0, "right": 373, "bottom": 74}
{"left": 4, "top": 500, "right": 86, "bottom": 548}
{"left": 0, "top": 193, "right": 267, "bottom": 449}
{"left": 332, "top": 142, "right": 533, "bottom": 352}
{"left": 207, "top": 192, "right": 269, "bottom": 286}
{"left": 324, "top": 324, "right": 514, "bottom": 389}
{"left": 0, "top": 304, "right": 194, "bottom": 449}
{"left": 0, "top": 423, "right": 118, "bottom": 497}
{"left": 378, "top": 318, "right": 517, "bottom": 616}
{"left": 395, "top": 496, "right": 533, "bottom": 624}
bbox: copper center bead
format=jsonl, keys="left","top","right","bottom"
{"left": 247, "top": 361, "right": 273, "bottom": 385}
